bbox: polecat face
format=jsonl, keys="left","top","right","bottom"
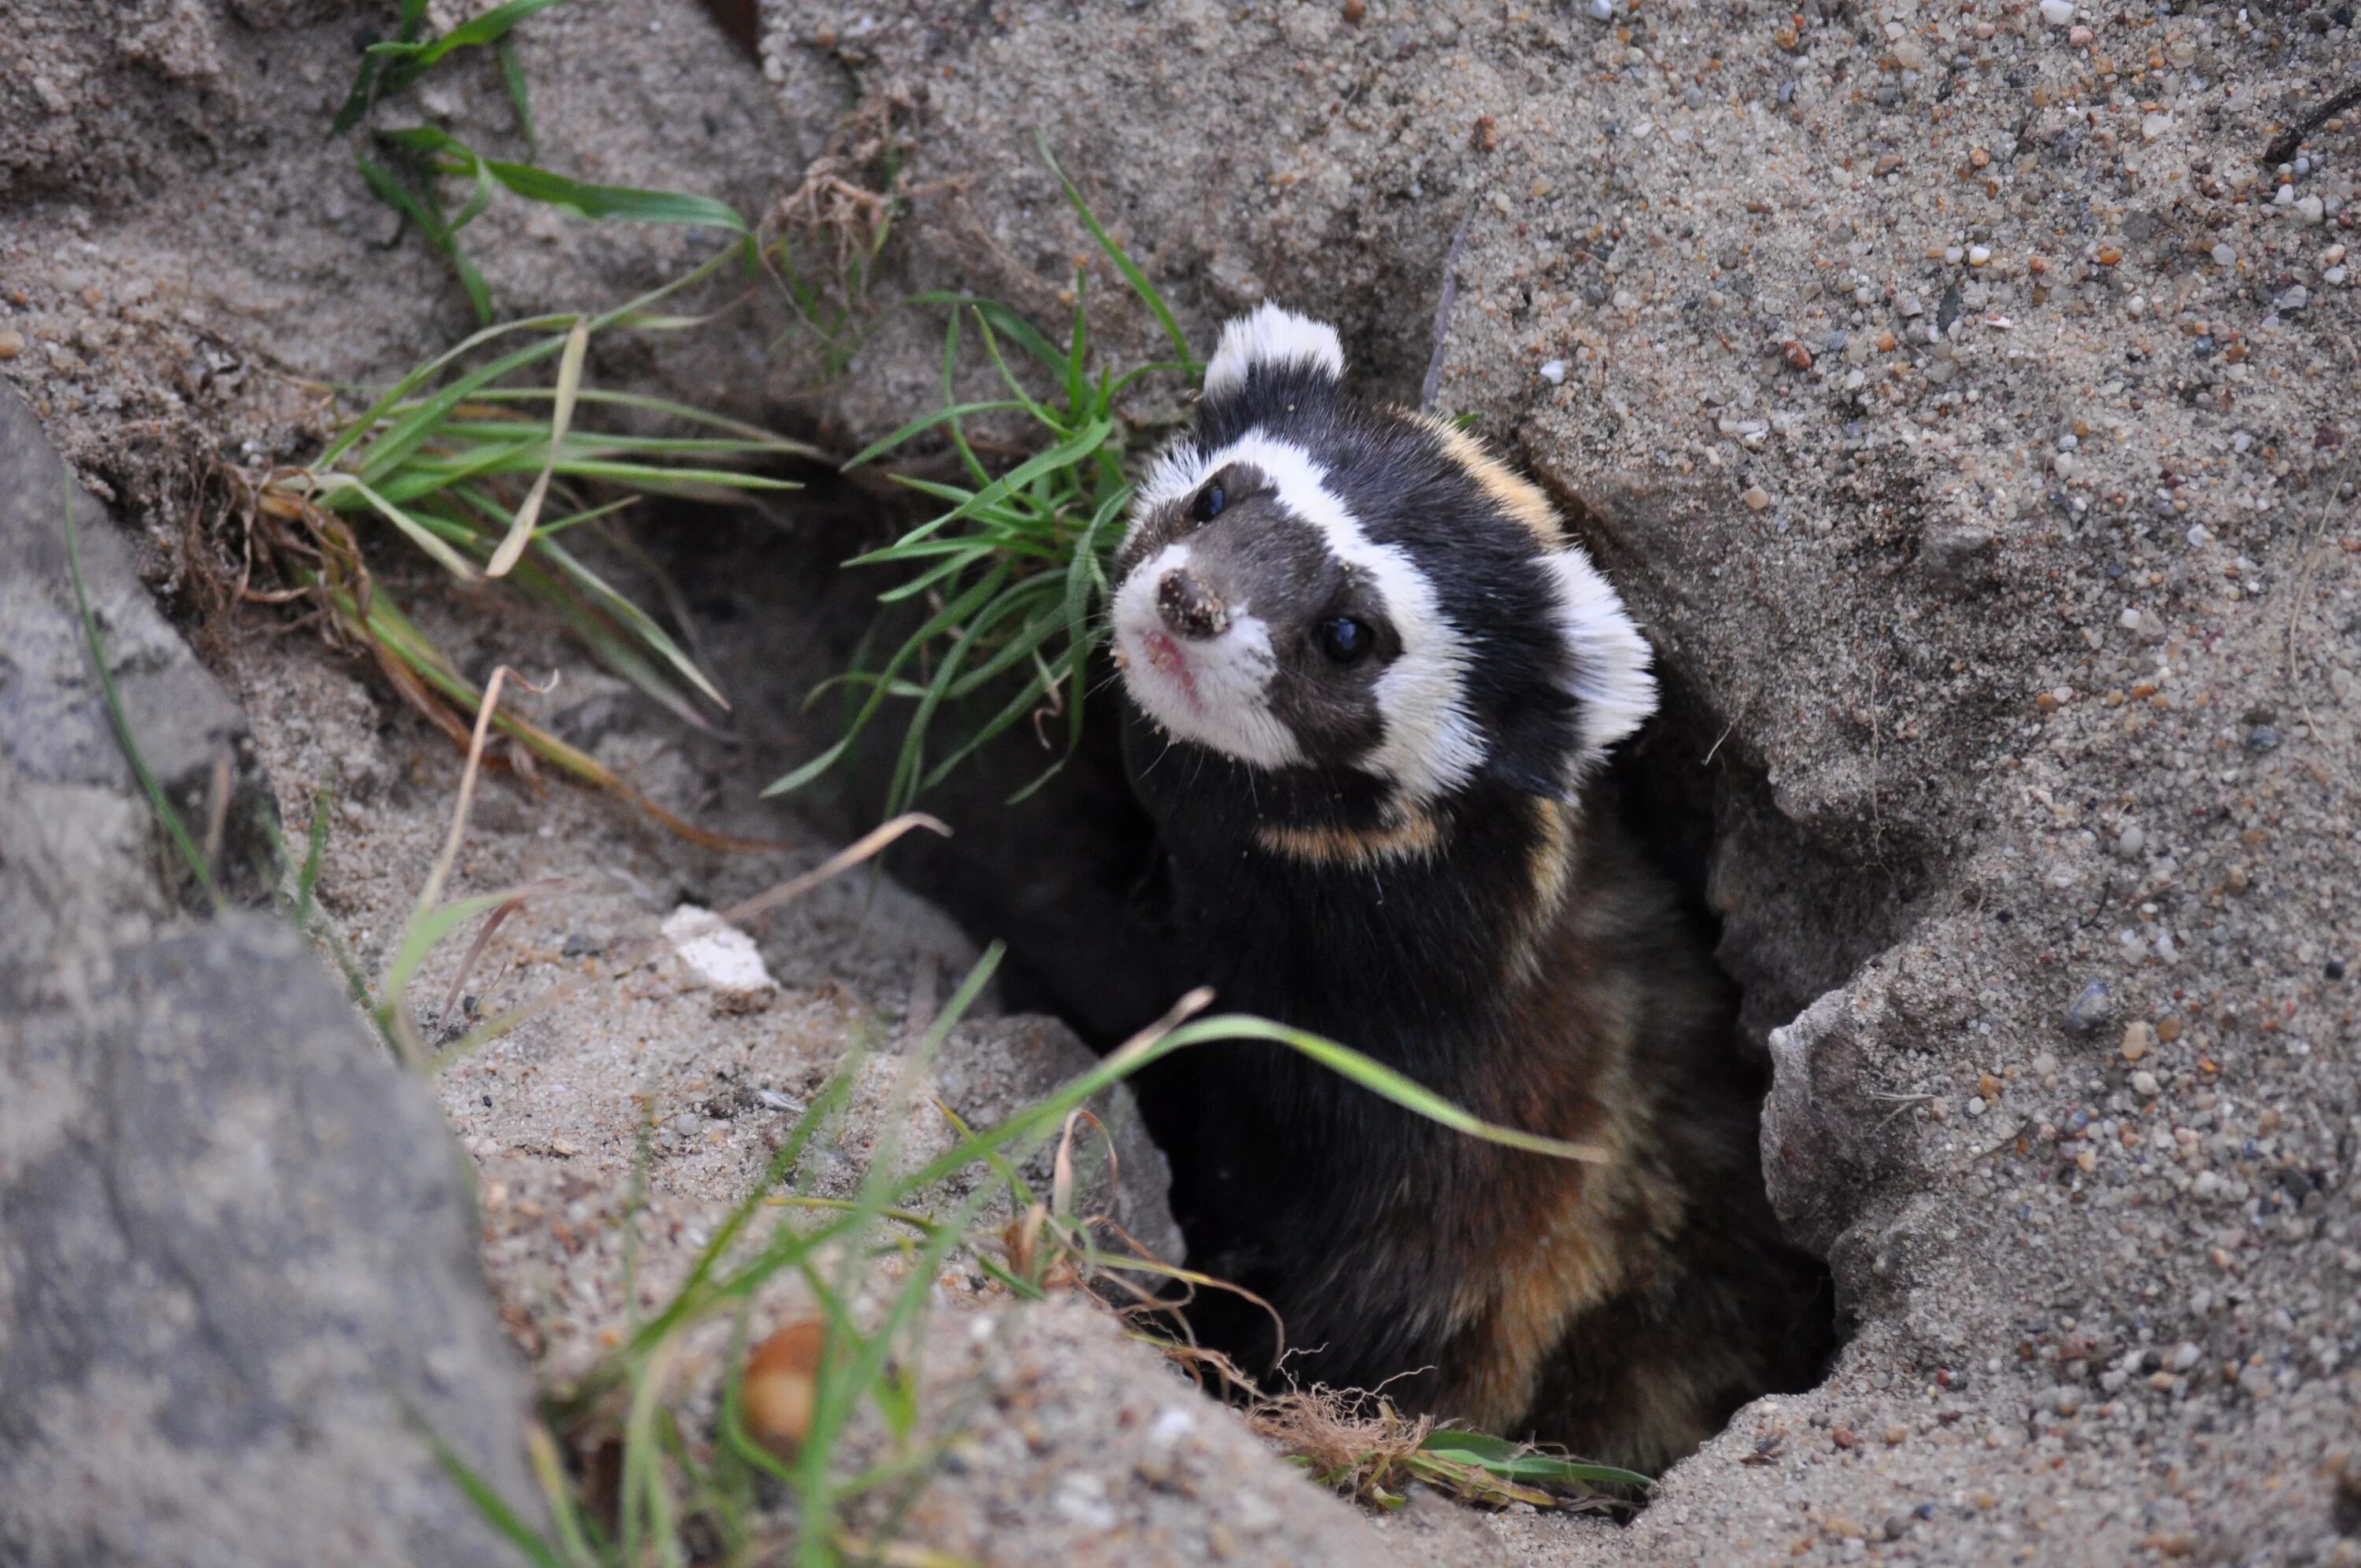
{"left": 1110, "top": 304, "right": 1656, "bottom": 810}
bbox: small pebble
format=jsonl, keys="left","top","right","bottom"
{"left": 2065, "top": 980, "right": 2112, "bottom": 1032}
{"left": 1742, "top": 485, "right": 1772, "bottom": 511}
{"left": 2115, "top": 824, "right": 2145, "bottom": 858}
{"left": 2122, "top": 1021, "right": 2154, "bottom": 1061}
{"left": 2132, "top": 1069, "right": 2160, "bottom": 1099}
{"left": 0, "top": 329, "right": 23, "bottom": 360}
{"left": 2211, "top": 243, "right": 2237, "bottom": 267}
{"left": 1968, "top": 245, "right": 1992, "bottom": 267}
{"left": 2296, "top": 195, "right": 2326, "bottom": 226}
{"left": 2040, "top": 0, "right": 2074, "bottom": 22}
{"left": 1539, "top": 359, "right": 1567, "bottom": 385}
{"left": 2171, "top": 1342, "right": 2203, "bottom": 1372}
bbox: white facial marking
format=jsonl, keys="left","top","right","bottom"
{"left": 1200, "top": 303, "right": 1347, "bottom": 398}
{"left": 1119, "top": 430, "right": 1487, "bottom": 801}
{"left": 1111, "top": 541, "right": 1304, "bottom": 769}
{"left": 1546, "top": 545, "right": 1657, "bottom": 771}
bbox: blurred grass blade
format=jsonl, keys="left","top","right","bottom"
{"left": 488, "top": 314, "right": 588, "bottom": 576}
{"left": 61, "top": 479, "right": 220, "bottom": 906}
{"left": 1416, "top": 1430, "right": 1652, "bottom": 1491}
{"left": 412, "top": 1414, "right": 572, "bottom": 1568}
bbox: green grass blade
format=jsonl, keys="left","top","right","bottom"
{"left": 841, "top": 401, "right": 1030, "bottom": 470}
{"left": 310, "top": 474, "right": 480, "bottom": 579}
{"left": 495, "top": 35, "right": 534, "bottom": 144}
{"left": 412, "top": 1417, "right": 572, "bottom": 1568}
{"left": 355, "top": 153, "right": 494, "bottom": 322}
{"left": 378, "top": 0, "right": 569, "bottom": 97}
{"left": 61, "top": 481, "right": 220, "bottom": 905}
{"left": 1037, "top": 134, "right": 1195, "bottom": 366}
{"left": 530, "top": 533, "right": 727, "bottom": 709}
{"left": 489, "top": 155, "right": 747, "bottom": 231}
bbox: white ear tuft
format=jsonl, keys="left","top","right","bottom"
{"left": 1546, "top": 545, "right": 1657, "bottom": 765}
{"left": 1202, "top": 304, "right": 1347, "bottom": 398}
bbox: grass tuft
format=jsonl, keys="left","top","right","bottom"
{"left": 213, "top": 247, "right": 816, "bottom": 850}
{"left": 1248, "top": 1385, "right": 1650, "bottom": 1511}
{"left": 417, "top": 945, "right": 1619, "bottom": 1565}
{"left": 764, "top": 142, "right": 1199, "bottom": 814}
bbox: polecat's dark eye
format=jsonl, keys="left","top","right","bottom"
{"left": 1317, "top": 617, "right": 1373, "bottom": 666}
{"left": 1190, "top": 483, "right": 1225, "bottom": 523}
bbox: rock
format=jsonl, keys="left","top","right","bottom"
{"left": 0, "top": 917, "right": 542, "bottom": 1568}
{"left": 0, "top": 389, "right": 539, "bottom": 1567}
{"left": 1919, "top": 525, "right": 1997, "bottom": 588}
{"left": 0, "top": 383, "right": 269, "bottom": 951}
{"left": 0, "top": 386, "right": 253, "bottom": 810}
{"left": 1763, "top": 987, "right": 1896, "bottom": 1266}
{"left": 663, "top": 903, "right": 781, "bottom": 1013}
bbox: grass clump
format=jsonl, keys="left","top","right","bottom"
{"left": 216, "top": 246, "right": 815, "bottom": 847}
{"left": 1248, "top": 1387, "right": 1649, "bottom": 1511}
{"left": 764, "top": 140, "right": 1199, "bottom": 815}
{"left": 404, "top": 907, "right": 1626, "bottom": 1565}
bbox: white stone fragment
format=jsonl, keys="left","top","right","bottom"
{"left": 663, "top": 904, "right": 778, "bottom": 1013}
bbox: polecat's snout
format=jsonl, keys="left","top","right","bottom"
{"left": 1154, "top": 565, "right": 1231, "bottom": 640}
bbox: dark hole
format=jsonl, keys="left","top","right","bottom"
{"left": 642, "top": 481, "right": 1856, "bottom": 1474}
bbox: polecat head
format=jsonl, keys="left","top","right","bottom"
{"left": 1110, "top": 304, "right": 1656, "bottom": 810}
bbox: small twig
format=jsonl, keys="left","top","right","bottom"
{"left": 2261, "top": 82, "right": 2361, "bottom": 170}
{"left": 1419, "top": 210, "right": 1475, "bottom": 412}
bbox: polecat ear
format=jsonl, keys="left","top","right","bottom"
{"left": 1546, "top": 543, "right": 1658, "bottom": 766}
{"left": 1203, "top": 304, "right": 1347, "bottom": 398}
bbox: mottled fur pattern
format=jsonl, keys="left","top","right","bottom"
{"left": 1111, "top": 308, "right": 1829, "bottom": 1469}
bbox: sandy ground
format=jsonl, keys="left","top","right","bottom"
{"left": 6, "top": 0, "right": 2360, "bottom": 1562}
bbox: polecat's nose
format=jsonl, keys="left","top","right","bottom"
{"left": 1156, "top": 567, "right": 1230, "bottom": 640}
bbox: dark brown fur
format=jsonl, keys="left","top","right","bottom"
{"left": 1114, "top": 338, "right": 1829, "bottom": 1468}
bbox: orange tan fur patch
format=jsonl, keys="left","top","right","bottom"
{"left": 1432, "top": 1020, "right": 1686, "bottom": 1433}
{"left": 1413, "top": 414, "right": 1565, "bottom": 549}
{"left": 1258, "top": 806, "right": 1443, "bottom": 867}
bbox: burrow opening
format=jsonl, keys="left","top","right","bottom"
{"left": 629, "top": 474, "right": 1914, "bottom": 1475}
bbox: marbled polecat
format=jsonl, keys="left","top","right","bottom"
{"left": 1109, "top": 306, "right": 1830, "bottom": 1472}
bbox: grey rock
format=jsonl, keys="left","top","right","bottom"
{"left": 1763, "top": 987, "right": 1892, "bottom": 1266}
{"left": 0, "top": 917, "right": 540, "bottom": 1568}
{"left": 0, "top": 383, "right": 249, "bottom": 800}
{"left": 0, "top": 386, "right": 539, "bottom": 1566}
{"left": 0, "top": 384, "right": 268, "bottom": 952}
{"left": 1919, "top": 525, "right": 1997, "bottom": 587}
